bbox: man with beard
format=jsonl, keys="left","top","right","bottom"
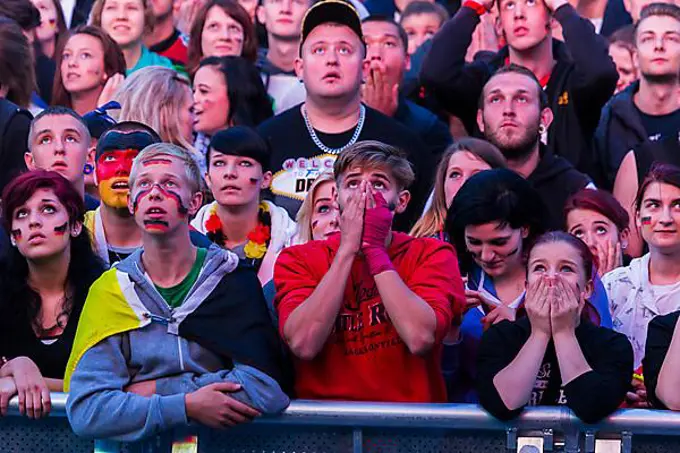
{"left": 610, "top": 3, "right": 680, "bottom": 257}
{"left": 421, "top": 0, "right": 618, "bottom": 186}
{"left": 478, "top": 64, "right": 591, "bottom": 230}
{"left": 257, "top": 0, "right": 433, "bottom": 232}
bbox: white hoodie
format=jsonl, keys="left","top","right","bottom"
{"left": 191, "top": 200, "right": 298, "bottom": 286}
{"left": 603, "top": 253, "right": 680, "bottom": 368}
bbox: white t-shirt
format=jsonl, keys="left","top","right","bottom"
{"left": 60, "top": 0, "right": 76, "bottom": 28}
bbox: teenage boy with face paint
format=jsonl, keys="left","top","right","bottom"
{"left": 420, "top": 0, "right": 619, "bottom": 186}
{"left": 274, "top": 140, "right": 465, "bottom": 402}
{"left": 66, "top": 143, "right": 289, "bottom": 447}
{"left": 85, "top": 121, "right": 210, "bottom": 266}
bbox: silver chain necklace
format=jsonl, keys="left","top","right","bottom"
{"left": 302, "top": 104, "right": 366, "bottom": 155}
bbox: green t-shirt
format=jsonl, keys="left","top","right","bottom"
{"left": 154, "top": 248, "right": 208, "bottom": 309}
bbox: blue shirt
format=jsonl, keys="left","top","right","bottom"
{"left": 126, "top": 46, "right": 174, "bottom": 76}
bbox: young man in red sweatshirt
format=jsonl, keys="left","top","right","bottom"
{"left": 274, "top": 140, "right": 465, "bottom": 402}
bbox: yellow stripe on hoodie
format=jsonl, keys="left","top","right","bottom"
{"left": 64, "top": 268, "right": 149, "bottom": 391}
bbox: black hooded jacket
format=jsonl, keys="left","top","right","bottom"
{"left": 421, "top": 4, "right": 618, "bottom": 186}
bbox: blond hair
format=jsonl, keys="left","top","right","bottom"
{"left": 334, "top": 141, "right": 415, "bottom": 190}
{"left": 129, "top": 143, "right": 203, "bottom": 194}
{"left": 295, "top": 172, "right": 336, "bottom": 244}
{"left": 89, "top": 0, "right": 155, "bottom": 35}
{"left": 114, "top": 66, "right": 200, "bottom": 160}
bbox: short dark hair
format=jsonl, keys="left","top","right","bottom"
{"left": 0, "top": 0, "right": 40, "bottom": 31}
{"left": 28, "top": 106, "right": 90, "bottom": 148}
{"left": 400, "top": 1, "right": 449, "bottom": 25}
{"left": 0, "top": 16, "right": 35, "bottom": 108}
{"left": 207, "top": 126, "right": 271, "bottom": 171}
{"left": 634, "top": 3, "right": 680, "bottom": 40}
{"left": 362, "top": 15, "right": 409, "bottom": 52}
{"left": 101, "top": 121, "right": 162, "bottom": 142}
{"left": 479, "top": 64, "right": 549, "bottom": 110}
{"left": 445, "top": 168, "right": 548, "bottom": 274}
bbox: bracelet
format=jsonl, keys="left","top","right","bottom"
{"left": 463, "top": 0, "right": 489, "bottom": 16}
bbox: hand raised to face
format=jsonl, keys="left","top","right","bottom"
{"left": 549, "top": 275, "right": 581, "bottom": 335}
{"left": 525, "top": 274, "right": 552, "bottom": 337}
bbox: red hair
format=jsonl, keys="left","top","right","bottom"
{"left": 2, "top": 170, "right": 85, "bottom": 230}
{"left": 564, "top": 189, "right": 629, "bottom": 233}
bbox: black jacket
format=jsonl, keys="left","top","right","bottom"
{"left": 594, "top": 81, "right": 647, "bottom": 189}
{"left": 394, "top": 97, "right": 453, "bottom": 158}
{"left": 527, "top": 148, "right": 592, "bottom": 230}
{"left": 420, "top": 4, "right": 618, "bottom": 186}
{"left": 0, "top": 99, "right": 32, "bottom": 193}
{"left": 477, "top": 317, "right": 633, "bottom": 423}
{"left": 644, "top": 311, "right": 680, "bottom": 410}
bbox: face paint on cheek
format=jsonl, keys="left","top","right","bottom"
{"left": 165, "top": 189, "right": 189, "bottom": 215}
{"left": 249, "top": 178, "right": 259, "bottom": 185}
{"left": 132, "top": 184, "right": 189, "bottom": 215}
{"left": 53, "top": 222, "right": 68, "bottom": 236}
{"left": 641, "top": 216, "right": 652, "bottom": 225}
{"left": 10, "top": 229, "right": 22, "bottom": 241}
{"left": 142, "top": 158, "right": 173, "bottom": 167}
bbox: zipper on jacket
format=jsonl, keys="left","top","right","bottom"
{"left": 177, "top": 336, "right": 185, "bottom": 371}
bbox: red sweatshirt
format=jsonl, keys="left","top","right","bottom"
{"left": 274, "top": 232, "right": 465, "bottom": 402}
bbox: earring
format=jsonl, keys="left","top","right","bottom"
{"left": 10, "top": 237, "right": 16, "bottom": 247}
{"left": 84, "top": 163, "right": 94, "bottom": 175}
{"left": 538, "top": 124, "right": 546, "bottom": 135}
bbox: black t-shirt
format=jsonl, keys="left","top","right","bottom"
{"left": 0, "top": 303, "right": 83, "bottom": 379}
{"left": 477, "top": 317, "right": 633, "bottom": 423}
{"left": 257, "top": 105, "right": 434, "bottom": 232}
{"left": 643, "top": 310, "right": 680, "bottom": 409}
{"left": 635, "top": 105, "right": 680, "bottom": 142}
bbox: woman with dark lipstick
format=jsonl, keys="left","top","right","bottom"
{"left": 0, "top": 171, "right": 104, "bottom": 418}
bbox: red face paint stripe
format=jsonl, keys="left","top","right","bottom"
{"left": 10, "top": 229, "right": 22, "bottom": 240}
{"left": 142, "top": 158, "right": 173, "bottom": 166}
{"left": 641, "top": 216, "right": 652, "bottom": 225}
{"left": 133, "top": 184, "right": 189, "bottom": 215}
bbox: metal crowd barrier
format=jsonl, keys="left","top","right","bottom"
{"left": 2, "top": 393, "right": 680, "bottom": 452}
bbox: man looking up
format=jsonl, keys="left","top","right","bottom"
{"left": 66, "top": 143, "right": 289, "bottom": 448}
{"left": 26, "top": 106, "right": 99, "bottom": 210}
{"left": 478, "top": 64, "right": 592, "bottom": 230}
{"left": 258, "top": 0, "right": 432, "bottom": 231}
{"left": 421, "top": 0, "right": 618, "bottom": 186}
{"left": 275, "top": 140, "right": 464, "bottom": 402}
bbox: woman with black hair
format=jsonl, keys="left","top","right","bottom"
{"left": 0, "top": 170, "right": 105, "bottom": 418}
{"left": 442, "top": 168, "right": 548, "bottom": 402}
{"left": 192, "top": 56, "right": 273, "bottom": 171}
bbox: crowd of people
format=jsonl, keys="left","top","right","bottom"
{"left": 0, "top": 0, "right": 679, "bottom": 448}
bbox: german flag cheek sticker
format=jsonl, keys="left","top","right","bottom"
{"left": 641, "top": 216, "right": 652, "bottom": 226}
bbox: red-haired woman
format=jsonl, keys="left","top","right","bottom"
{"left": 186, "top": 0, "right": 258, "bottom": 75}
{"left": 52, "top": 26, "right": 127, "bottom": 115}
{"left": 0, "top": 171, "right": 105, "bottom": 417}
{"left": 565, "top": 189, "right": 630, "bottom": 277}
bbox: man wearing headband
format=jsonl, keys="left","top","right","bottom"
{"left": 275, "top": 141, "right": 464, "bottom": 402}
{"left": 191, "top": 127, "right": 297, "bottom": 288}
{"left": 85, "top": 121, "right": 210, "bottom": 266}
{"left": 257, "top": 0, "right": 434, "bottom": 232}
{"left": 66, "top": 143, "right": 289, "bottom": 447}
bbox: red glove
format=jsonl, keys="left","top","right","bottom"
{"left": 362, "top": 191, "right": 395, "bottom": 276}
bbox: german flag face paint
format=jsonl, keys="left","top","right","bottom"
{"left": 96, "top": 149, "right": 139, "bottom": 209}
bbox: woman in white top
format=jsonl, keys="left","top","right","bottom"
{"left": 603, "top": 163, "right": 680, "bottom": 371}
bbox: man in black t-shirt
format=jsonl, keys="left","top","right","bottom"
{"left": 257, "top": 0, "right": 433, "bottom": 231}
{"left": 596, "top": 3, "right": 680, "bottom": 188}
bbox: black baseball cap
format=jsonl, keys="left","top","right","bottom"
{"left": 300, "top": 0, "right": 364, "bottom": 46}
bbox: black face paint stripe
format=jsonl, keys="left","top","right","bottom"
{"left": 133, "top": 184, "right": 189, "bottom": 215}
{"left": 10, "top": 229, "right": 22, "bottom": 240}
{"left": 53, "top": 222, "right": 68, "bottom": 235}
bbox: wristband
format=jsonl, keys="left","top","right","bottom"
{"left": 364, "top": 247, "right": 395, "bottom": 276}
{"left": 463, "top": 0, "right": 488, "bottom": 16}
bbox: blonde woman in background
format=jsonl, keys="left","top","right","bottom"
{"left": 411, "top": 138, "right": 507, "bottom": 239}
{"left": 114, "top": 66, "right": 201, "bottom": 166}
{"left": 295, "top": 172, "right": 340, "bottom": 244}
